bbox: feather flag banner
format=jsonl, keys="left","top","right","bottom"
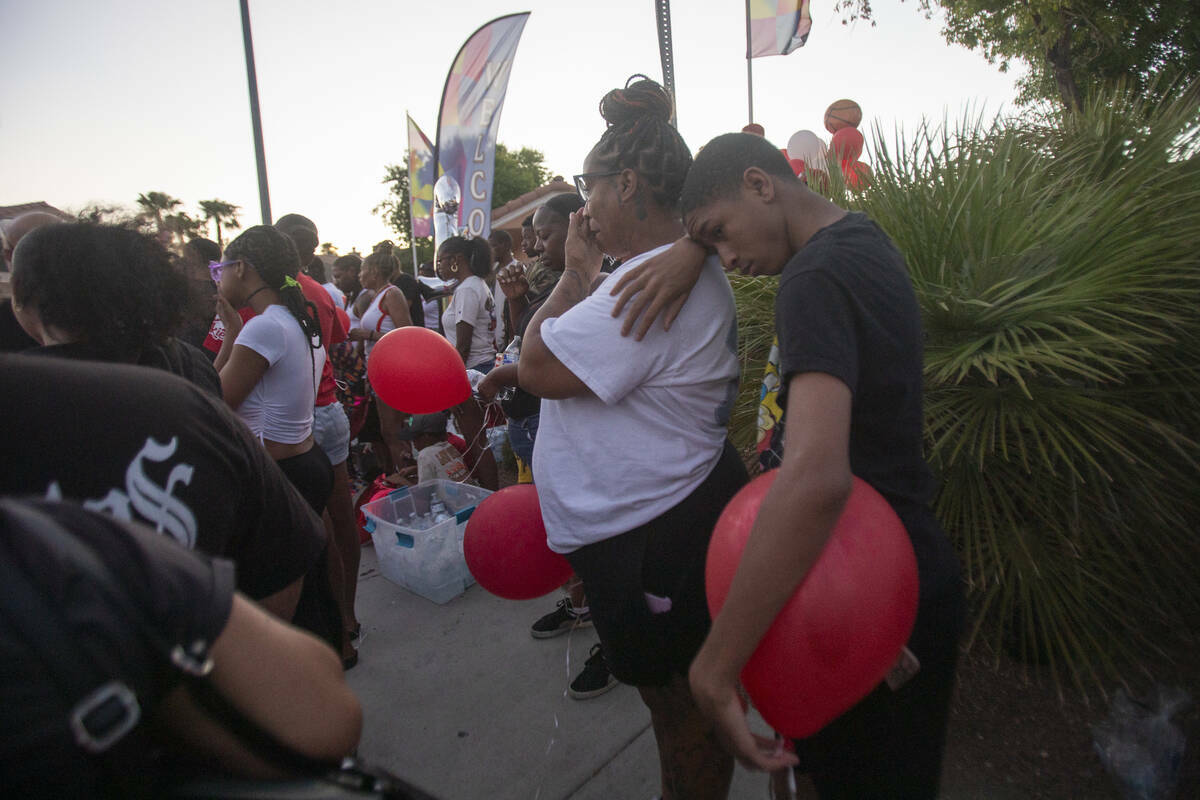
{"left": 434, "top": 13, "right": 531, "bottom": 237}
{"left": 406, "top": 115, "right": 435, "bottom": 239}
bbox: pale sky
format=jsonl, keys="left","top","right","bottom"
{"left": 2, "top": 1, "right": 1024, "bottom": 252}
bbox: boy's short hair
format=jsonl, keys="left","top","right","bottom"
{"left": 680, "top": 132, "right": 797, "bottom": 220}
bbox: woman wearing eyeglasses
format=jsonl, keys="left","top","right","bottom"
{"left": 212, "top": 226, "right": 332, "bottom": 516}
{"left": 9, "top": 221, "right": 222, "bottom": 396}
{"left": 518, "top": 76, "right": 745, "bottom": 800}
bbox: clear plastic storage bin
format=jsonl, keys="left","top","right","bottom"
{"left": 362, "top": 480, "right": 493, "bottom": 604}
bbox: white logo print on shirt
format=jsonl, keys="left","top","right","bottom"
{"left": 45, "top": 436, "right": 199, "bottom": 548}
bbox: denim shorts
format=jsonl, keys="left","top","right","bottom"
{"left": 312, "top": 401, "right": 351, "bottom": 466}
{"left": 507, "top": 412, "right": 540, "bottom": 468}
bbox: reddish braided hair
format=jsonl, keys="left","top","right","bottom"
{"left": 589, "top": 75, "right": 692, "bottom": 210}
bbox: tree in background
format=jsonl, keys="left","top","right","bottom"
{"left": 162, "top": 211, "right": 205, "bottom": 249}
{"left": 135, "top": 191, "right": 182, "bottom": 231}
{"left": 375, "top": 143, "right": 552, "bottom": 265}
{"left": 836, "top": 1, "right": 1200, "bottom": 108}
{"left": 73, "top": 204, "right": 138, "bottom": 226}
{"left": 198, "top": 199, "right": 242, "bottom": 247}
{"left": 491, "top": 143, "right": 551, "bottom": 208}
{"left": 320, "top": 242, "right": 339, "bottom": 256}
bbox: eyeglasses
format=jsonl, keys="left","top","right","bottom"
{"left": 208, "top": 259, "right": 238, "bottom": 283}
{"left": 573, "top": 171, "right": 621, "bottom": 202}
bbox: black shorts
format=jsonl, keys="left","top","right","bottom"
{"left": 276, "top": 445, "right": 334, "bottom": 515}
{"left": 566, "top": 441, "right": 748, "bottom": 687}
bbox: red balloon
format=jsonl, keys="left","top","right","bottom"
{"left": 706, "top": 472, "right": 918, "bottom": 738}
{"left": 788, "top": 158, "right": 806, "bottom": 177}
{"left": 335, "top": 307, "right": 350, "bottom": 332}
{"left": 366, "top": 326, "right": 470, "bottom": 413}
{"left": 844, "top": 160, "right": 873, "bottom": 191}
{"left": 830, "top": 127, "right": 864, "bottom": 166}
{"left": 464, "top": 484, "right": 573, "bottom": 600}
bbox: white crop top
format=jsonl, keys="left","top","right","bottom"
{"left": 232, "top": 304, "right": 326, "bottom": 444}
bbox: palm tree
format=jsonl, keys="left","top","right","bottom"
{"left": 135, "top": 191, "right": 182, "bottom": 233}
{"left": 162, "top": 211, "right": 205, "bottom": 249}
{"left": 198, "top": 199, "right": 242, "bottom": 247}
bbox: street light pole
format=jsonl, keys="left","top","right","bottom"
{"left": 240, "top": 0, "right": 272, "bottom": 225}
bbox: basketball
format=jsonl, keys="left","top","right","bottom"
{"left": 824, "top": 99, "right": 862, "bottom": 134}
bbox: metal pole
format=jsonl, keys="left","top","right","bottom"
{"left": 655, "top": 0, "right": 677, "bottom": 127}
{"left": 240, "top": 0, "right": 272, "bottom": 225}
{"left": 745, "top": 0, "right": 754, "bottom": 124}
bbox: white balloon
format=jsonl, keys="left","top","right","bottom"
{"left": 787, "top": 130, "right": 828, "bottom": 167}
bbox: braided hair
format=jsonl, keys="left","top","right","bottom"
{"left": 224, "top": 225, "right": 323, "bottom": 352}
{"left": 588, "top": 75, "right": 692, "bottom": 211}
{"left": 436, "top": 236, "right": 492, "bottom": 278}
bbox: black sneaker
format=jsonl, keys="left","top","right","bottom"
{"left": 569, "top": 643, "right": 618, "bottom": 699}
{"left": 530, "top": 598, "right": 592, "bottom": 639}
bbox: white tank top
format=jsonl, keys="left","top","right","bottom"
{"left": 359, "top": 286, "right": 399, "bottom": 358}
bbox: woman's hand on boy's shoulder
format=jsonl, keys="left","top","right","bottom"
{"left": 609, "top": 236, "right": 708, "bottom": 340}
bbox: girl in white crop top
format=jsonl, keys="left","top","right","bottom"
{"left": 213, "top": 227, "right": 327, "bottom": 466}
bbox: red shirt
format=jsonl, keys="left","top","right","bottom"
{"left": 298, "top": 272, "right": 347, "bottom": 407}
{"left": 202, "top": 307, "right": 256, "bottom": 354}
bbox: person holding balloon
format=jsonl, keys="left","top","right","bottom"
{"left": 348, "top": 242, "right": 416, "bottom": 480}
{"left": 519, "top": 76, "right": 746, "bottom": 800}
{"left": 609, "top": 132, "right": 965, "bottom": 798}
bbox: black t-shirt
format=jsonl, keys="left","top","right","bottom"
{"left": 500, "top": 270, "right": 566, "bottom": 420}
{"left": 391, "top": 272, "right": 440, "bottom": 330}
{"left": 0, "top": 355, "right": 326, "bottom": 600}
{"left": 774, "top": 212, "right": 959, "bottom": 596}
{"left": 0, "top": 499, "right": 235, "bottom": 798}
{"left": 29, "top": 337, "right": 223, "bottom": 397}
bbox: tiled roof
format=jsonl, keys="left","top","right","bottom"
{"left": 0, "top": 201, "right": 71, "bottom": 220}
{"left": 491, "top": 180, "right": 577, "bottom": 230}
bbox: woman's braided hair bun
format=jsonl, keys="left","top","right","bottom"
{"left": 598, "top": 74, "right": 673, "bottom": 131}
{"left": 591, "top": 74, "right": 691, "bottom": 210}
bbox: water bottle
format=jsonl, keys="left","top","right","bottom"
{"left": 429, "top": 498, "right": 450, "bottom": 524}
{"left": 493, "top": 335, "right": 521, "bottom": 402}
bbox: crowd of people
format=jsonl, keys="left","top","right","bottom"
{"left": 0, "top": 74, "right": 962, "bottom": 800}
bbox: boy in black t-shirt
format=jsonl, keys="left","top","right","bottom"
{"left": 611, "top": 132, "right": 964, "bottom": 797}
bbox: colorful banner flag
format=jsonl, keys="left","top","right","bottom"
{"left": 406, "top": 114, "right": 435, "bottom": 240}
{"left": 748, "top": 0, "right": 812, "bottom": 58}
{"left": 434, "top": 12, "right": 531, "bottom": 238}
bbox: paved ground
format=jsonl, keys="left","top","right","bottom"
{"left": 346, "top": 545, "right": 796, "bottom": 800}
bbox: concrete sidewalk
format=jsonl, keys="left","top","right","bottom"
{"left": 346, "top": 545, "right": 788, "bottom": 800}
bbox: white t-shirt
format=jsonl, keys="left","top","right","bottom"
{"left": 322, "top": 282, "right": 345, "bottom": 309}
{"left": 532, "top": 246, "right": 740, "bottom": 553}
{"left": 416, "top": 440, "right": 471, "bottom": 484}
{"left": 232, "top": 304, "right": 326, "bottom": 444}
{"left": 418, "top": 276, "right": 445, "bottom": 331}
{"left": 441, "top": 275, "right": 498, "bottom": 368}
